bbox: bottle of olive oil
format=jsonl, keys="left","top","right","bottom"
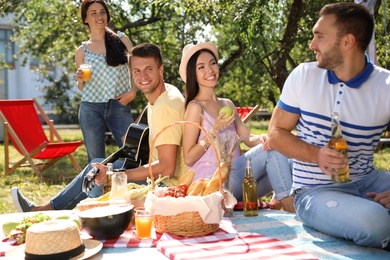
{"left": 242, "top": 158, "right": 258, "bottom": 216}
{"left": 328, "top": 112, "right": 350, "bottom": 183}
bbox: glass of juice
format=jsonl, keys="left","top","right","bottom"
{"left": 80, "top": 64, "right": 92, "bottom": 82}
{"left": 135, "top": 210, "right": 153, "bottom": 239}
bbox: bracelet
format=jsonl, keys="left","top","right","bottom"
{"left": 199, "top": 139, "right": 209, "bottom": 152}
{"left": 208, "top": 128, "right": 218, "bottom": 139}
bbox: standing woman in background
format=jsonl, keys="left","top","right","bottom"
{"left": 75, "top": 0, "right": 137, "bottom": 162}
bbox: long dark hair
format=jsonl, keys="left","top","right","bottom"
{"left": 184, "top": 49, "right": 217, "bottom": 108}
{"left": 81, "top": 0, "right": 127, "bottom": 67}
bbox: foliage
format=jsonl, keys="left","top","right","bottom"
{"left": 1, "top": 0, "right": 389, "bottom": 116}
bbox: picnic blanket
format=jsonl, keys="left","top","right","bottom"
{"left": 232, "top": 210, "right": 390, "bottom": 259}
{"left": 157, "top": 232, "right": 316, "bottom": 259}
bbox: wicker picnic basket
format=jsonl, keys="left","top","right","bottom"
{"left": 147, "top": 121, "right": 224, "bottom": 237}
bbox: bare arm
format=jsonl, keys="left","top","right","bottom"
{"left": 183, "top": 103, "right": 207, "bottom": 166}
{"left": 268, "top": 106, "right": 346, "bottom": 176}
{"left": 94, "top": 143, "right": 178, "bottom": 184}
{"left": 232, "top": 101, "right": 270, "bottom": 149}
{"left": 75, "top": 46, "right": 85, "bottom": 91}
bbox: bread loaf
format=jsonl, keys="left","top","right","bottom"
{"left": 178, "top": 169, "right": 195, "bottom": 186}
{"left": 186, "top": 178, "right": 205, "bottom": 196}
{"left": 201, "top": 162, "right": 228, "bottom": 196}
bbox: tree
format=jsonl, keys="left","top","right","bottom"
{"left": 1, "top": 0, "right": 389, "bottom": 120}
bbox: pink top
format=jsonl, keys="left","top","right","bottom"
{"left": 188, "top": 101, "right": 241, "bottom": 180}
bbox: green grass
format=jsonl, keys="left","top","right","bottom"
{"left": 0, "top": 121, "right": 389, "bottom": 214}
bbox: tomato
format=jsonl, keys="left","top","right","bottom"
{"left": 178, "top": 183, "right": 188, "bottom": 192}
{"left": 164, "top": 187, "right": 175, "bottom": 197}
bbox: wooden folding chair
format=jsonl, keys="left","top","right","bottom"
{"left": 0, "top": 98, "right": 83, "bottom": 178}
{"left": 236, "top": 105, "right": 260, "bottom": 124}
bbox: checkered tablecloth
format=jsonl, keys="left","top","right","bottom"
{"left": 1, "top": 215, "right": 317, "bottom": 259}
{"left": 157, "top": 232, "right": 317, "bottom": 260}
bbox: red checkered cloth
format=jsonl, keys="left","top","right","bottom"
{"left": 80, "top": 227, "right": 162, "bottom": 248}
{"left": 0, "top": 237, "right": 16, "bottom": 257}
{"left": 0, "top": 218, "right": 238, "bottom": 256}
{"left": 157, "top": 232, "right": 317, "bottom": 260}
{"left": 234, "top": 201, "right": 271, "bottom": 211}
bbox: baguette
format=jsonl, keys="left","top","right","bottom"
{"left": 218, "top": 161, "right": 229, "bottom": 184}
{"left": 186, "top": 178, "right": 205, "bottom": 196}
{"left": 202, "top": 162, "right": 228, "bottom": 196}
{"left": 178, "top": 169, "right": 196, "bottom": 186}
{"left": 202, "top": 177, "right": 220, "bottom": 196}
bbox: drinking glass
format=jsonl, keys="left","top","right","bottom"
{"left": 80, "top": 64, "right": 92, "bottom": 82}
{"left": 135, "top": 210, "right": 153, "bottom": 239}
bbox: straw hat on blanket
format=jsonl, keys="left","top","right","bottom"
{"left": 5, "top": 220, "right": 102, "bottom": 259}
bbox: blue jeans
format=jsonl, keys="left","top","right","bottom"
{"left": 230, "top": 144, "right": 292, "bottom": 201}
{"left": 79, "top": 100, "right": 134, "bottom": 162}
{"left": 294, "top": 169, "right": 390, "bottom": 249}
{"left": 50, "top": 158, "right": 129, "bottom": 210}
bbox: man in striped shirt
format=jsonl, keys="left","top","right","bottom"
{"left": 268, "top": 2, "right": 390, "bottom": 250}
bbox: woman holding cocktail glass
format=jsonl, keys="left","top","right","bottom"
{"left": 75, "top": 0, "right": 137, "bottom": 162}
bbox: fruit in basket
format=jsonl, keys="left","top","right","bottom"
{"left": 219, "top": 106, "right": 233, "bottom": 119}
{"left": 164, "top": 184, "right": 188, "bottom": 197}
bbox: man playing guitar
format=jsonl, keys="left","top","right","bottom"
{"left": 11, "top": 43, "right": 188, "bottom": 212}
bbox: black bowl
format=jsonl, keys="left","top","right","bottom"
{"left": 79, "top": 204, "right": 134, "bottom": 240}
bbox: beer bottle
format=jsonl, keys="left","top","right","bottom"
{"left": 242, "top": 158, "right": 258, "bottom": 217}
{"left": 103, "top": 163, "right": 113, "bottom": 193}
{"left": 328, "top": 112, "right": 350, "bottom": 182}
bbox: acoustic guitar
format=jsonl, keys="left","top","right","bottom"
{"left": 82, "top": 106, "right": 149, "bottom": 193}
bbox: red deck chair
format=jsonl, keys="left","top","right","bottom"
{"left": 236, "top": 105, "right": 260, "bottom": 124}
{"left": 0, "top": 98, "right": 83, "bottom": 178}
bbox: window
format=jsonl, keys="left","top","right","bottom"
{"left": 0, "top": 29, "right": 15, "bottom": 68}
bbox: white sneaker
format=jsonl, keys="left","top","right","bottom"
{"left": 11, "top": 187, "right": 34, "bottom": 212}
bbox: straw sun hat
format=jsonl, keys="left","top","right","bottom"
{"left": 5, "top": 220, "right": 102, "bottom": 259}
{"left": 179, "top": 42, "right": 219, "bottom": 83}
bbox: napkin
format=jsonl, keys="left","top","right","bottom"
{"left": 145, "top": 190, "right": 225, "bottom": 224}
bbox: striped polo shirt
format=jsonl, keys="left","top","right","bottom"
{"left": 278, "top": 59, "right": 390, "bottom": 190}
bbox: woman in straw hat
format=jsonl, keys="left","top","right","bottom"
{"left": 179, "top": 42, "right": 295, "bottom": 212}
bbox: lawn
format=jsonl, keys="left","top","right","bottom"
{"left": 0, "top": 121, "right": 389, "bottom": 214}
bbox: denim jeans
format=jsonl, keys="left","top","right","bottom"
{"left": 79, "top": 99, "right": 134, "bottom": 162}
{"left": 294, "top": 169, "right": 390, "bottom": 249}
{"left": 229, "top": 144, "right": 292, "bottom": 201}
